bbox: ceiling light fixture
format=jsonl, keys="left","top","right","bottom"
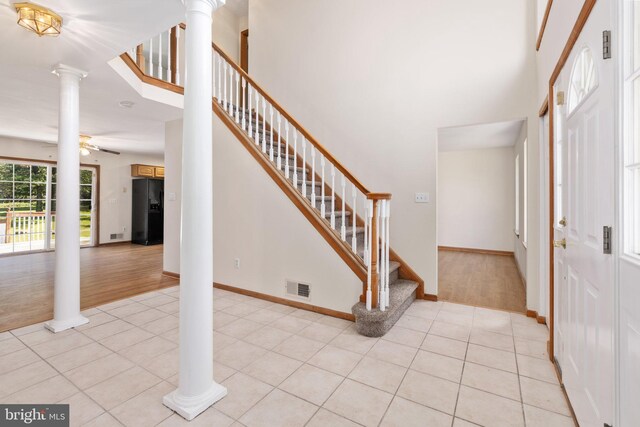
{"left": 119, "top": 100, "right": 135, "bottom": 109}
{"left": 14, "top": 2, "right": 62, "bottom": 37}
{"left": 79, "top": 135, "right": 92, "bottom": 156}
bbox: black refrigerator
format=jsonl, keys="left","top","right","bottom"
{"left": 132, "top": 178, "right": 164, "bottom": 245}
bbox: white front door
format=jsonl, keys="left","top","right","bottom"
{"left": 618, "top": 1, "right": 640, "bottom": 425}
{"left": 554, "top": 1, "right": 615, "bottom": 426}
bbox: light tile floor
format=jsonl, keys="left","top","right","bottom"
{"left": 0, "top": 287, "right": 574, "bottom": 427}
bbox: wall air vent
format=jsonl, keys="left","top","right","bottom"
{"left": 110, "top": 233, "right": 124, "bottom": 240}
{"left": 286, "top": 280, "right": 311, "bottom": 300}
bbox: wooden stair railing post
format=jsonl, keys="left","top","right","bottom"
{"left": 136, "top": 44, "right": 145, "bottom": 73}
{"left": 170, "top": 27, "right": 177, "bottom": 84}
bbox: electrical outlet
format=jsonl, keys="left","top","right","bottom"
{"left": 122, "top": 226, "right": 126, "bottom": 232}
{"left": 234, "top": 258, "right": 240, "bottom": 269}
{"left": 415, "top": 192, "right": 430, "bottom": 203}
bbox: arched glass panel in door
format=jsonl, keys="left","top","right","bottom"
{"left": 567, "top": 47, "right": 598, "bottom": 114}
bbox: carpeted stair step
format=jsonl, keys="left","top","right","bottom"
{"left": 352, "top": 278, "right": 418, "bottom": 337}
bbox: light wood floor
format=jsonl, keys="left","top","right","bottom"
{"left": 438, "top": 250, "right": 526, "bottom": 313}
{"left": 0, "top": 244, "right": 178, "bottom": 332}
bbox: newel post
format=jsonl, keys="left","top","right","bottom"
{"left": 135, "top": 44, "right": 145, "bottom": 71}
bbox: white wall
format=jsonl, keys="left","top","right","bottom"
{"left": 0, "top": 135, "right": 164, "bottom": 245}
{"left": 163, "top": 117, "right": 362, "bottom": 314}
{"left": 213, "top": 7, "right": 241, "bottom": 62}
{"left": 248, "top": 0, "right": 540, "bottom": 301}
{"left": 438, "top": 147, "right": 515, "bottom": 252}
{"left": 536, "top": 0, "right": 584, "bottom": 103}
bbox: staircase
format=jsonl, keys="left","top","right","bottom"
{"left": 118, "top": 25, "right": 425, "bottom": 337}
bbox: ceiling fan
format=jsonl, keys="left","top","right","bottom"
{"left": 79, "top": 135, "right": 120, "bottom": 156}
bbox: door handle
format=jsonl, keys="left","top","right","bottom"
{"left": 559, "top": 217, "right": 567, "bottom": 227}
{"left": 554, "top": 238, "right": 566, "bottom": 249}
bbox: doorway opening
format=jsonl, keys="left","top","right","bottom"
{"left": 240, "top": 29, "right": 248, "bottom": 73}
{"left": 437, "top": 119, "right": 527, "bottom": 312}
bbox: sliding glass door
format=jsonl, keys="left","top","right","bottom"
{"left": 0, "top": 159, "right": 97, "bottom": 255}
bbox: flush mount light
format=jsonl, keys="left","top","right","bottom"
{"left": 119, "top": 100, "right": 135, "bottom": 109}
{"left": 14, "top": 2, "right": 62, "bottom": 37}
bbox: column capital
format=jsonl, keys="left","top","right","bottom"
{"left": 51, "top": 64, "right": 88, "bottom": 80}
{"left": 182, "top": 0, "right": 225, "bottom": 14}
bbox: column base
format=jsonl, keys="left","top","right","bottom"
{"left": 44, "top": 315, "right": 89, "bottom": 333}
{"left": 163, "top": 382, "right": 227, "bottom": 421}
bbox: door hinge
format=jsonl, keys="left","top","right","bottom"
{"left": 603, "top": 226, "right": 612, "bottom": 254}
{"left": 603, "top": 30, "right": 612, "bottom": 59}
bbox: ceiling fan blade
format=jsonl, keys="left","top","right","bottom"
{"left": 97, "top": 148, "right": 121, "bottom": 155}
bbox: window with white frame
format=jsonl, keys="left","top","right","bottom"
{"left": 515, "top": 154, "right": 520, "bottom": 236}
{"left": 623, "top": 2, "right": 640, "bottom": 256}
{"left": 0, "top": 159, "right": 96, "bottom": 255}
{"left": 523, "top": 139, "right": 528, "bottom": 246}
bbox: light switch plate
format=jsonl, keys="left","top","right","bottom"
{"left": 167, "top": 192, "right": 177, "bottom": 201}
{"left": 415, "top": 192, "right": 429, "bottom": 203}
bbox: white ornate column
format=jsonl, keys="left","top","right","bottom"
{"left": 45, "top": 64, "right": 89, "bottom": 333}
{"left": 163, "top": 0, "right": 226, "bottom": 420}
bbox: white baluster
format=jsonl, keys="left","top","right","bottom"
{"left": 366, "top": 199, "right": 373, "bottom": 311}
{"left": 269, "top": 104, "right": 274, "bottom": 161}
{"left": 277, "top": 112, "right": 282, "bottom": 170}
{"left": 385, "top": 200, "right": 391, "bottom": 307}
{"left": 175, "top": 27, "right": 181, "bottom": 85}
{"left": 331, "top": 165, "right": 336, "bottom": 229}
{"left": 341, "top": 176, "right": 346, "bottom": 240}
{"left": 285, "top": 121, "right": 290, "bottom": 179}
{"left": 379, "top": 200, "right": 387, "bottom": 312}
{"left": 363, "top": 196, "right": 369, "bottom": 265}
{"left": 217, "top": 53, "right": 221, "bottom": 103}
{"left": 228, "top": 64, "right": 233, "bottom": 114}
{"left": 310, "top": 146, "right": 315, "bottom": 205}
{"left": 157, "top": 31, "right": 163, "bottom": 80}
{"left": 167, "top": 29, "right": 171, "bottom": 82}
{"left": 235, "top": 72, "right": 240, "bottom": 123}
{"left": 214, "top": 49, "right": 218, "bottom": 99}
{"left": 241, "top": 78, "right": 246, "bottom": 130}
{"left": 255, "top": 91, "right": 260, "bottom": 146}
{"left": 148, "top": 37, "right": 154, "bottom": 77}
{"left": 376, "top": 201, "right": 381, "bottom": 279}
{"left": 223, "top": 62, "right": 227, "bottom": 108}
{"left": 248, "top": 85, "right": 253, "bottom": 138}
{"left": 351, "top": 185, "right": 357, "bottom": 253}
{"left": 321, "top": 155, "right": 326, "bottom": 218}
{"left": 293, "top": 129, "right": 298, "bottom": 187}
{"left": 261, "top": 97, "right": 267, "bottom": 153}
{"left": 302, "top": 137, "right": 307, "bottom": 198}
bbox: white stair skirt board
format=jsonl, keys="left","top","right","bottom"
{"left": 163, "top": 383, "right": 227, "bottom": 420}
{"left": 44, "top": 315, "right": 89, "bottom": 333}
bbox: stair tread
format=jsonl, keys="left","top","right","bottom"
{"left": 352, "top": 279, "right": 418, "bottom": 320}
